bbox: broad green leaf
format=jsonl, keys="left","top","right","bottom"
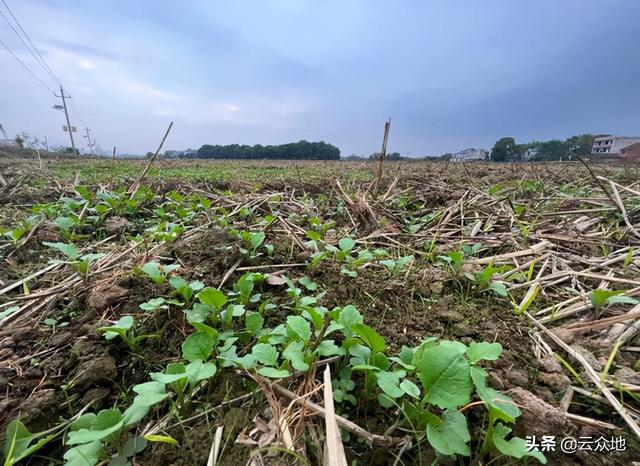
{"left": 131, "top": 382, "right": 169, "bottom": 407}
{"left": 415, "top": 341, "right": 472, "bottom": 409}
{"left": 399, "top": 379, "right": 421, "bottom": 399}
{"left": 66, "top": 410, "right": 124, "bottom": 445}
{"left": 257, "top": 367, "right": 290, "bottom": 378}
{"left": 353, "top": 323, "right": 386, "bottom": 353}
{"left": 189, "top": 322, "right": 219, "bottom": 341}
{"left": 169, "top": 276, "right": 187, "bottom": 291}
{"left": 249, "top": 231, "right": 266, "bottom": 248}
{"left": 150, "top": 370, "right": 187, "bottom": 385}
{"left": 282, "top": 341, "right": 309, "bottom": 371}
{"left": 4, "top": 420, "right": 33, "bottom": 464}
{"left": 246, "top": 312, "right": 264, "bottom": 333}
{"left": 122, "top": 436, "right": 147, "bottom": 457}
{"left": 189, "top": 281, "right": 205, "bottom": 291}
{"left": 348, "top": 344, "right": 372, "bottom": 365}
{"left": 139, "top": 297, "right": 167, "bottom": 312}
{"left": 54, "top": 216, "right": 75, "bottom": 231}
{"left": 286, "top": 315, "right": 311, "bottom": 342}
{"left": 43, "top": 241, "right": 80, "bottom": 260}
{"left": 398, "top": 346, "right": 414, "bottom": 366}
{"left": 63, "top": 441, "right": 104, "bottom": 466}
{"left": 470, "top": 366, "right": 520, "bottom": 423}
{"left": 338, "top": 237, "right": 356, "bottom": 252}
{"left": 335, "top": 305, "right": 363, "bottom": 337}
{"left": 122, "top": 404, "right": 150, "bottom": 427}
{"left": 466, "top": 342, "right": 502, "bottom": 364}
{"left": 141, "top": 262, "right": 162, "bottom": 282}
{"left": 492, "top": 424, "right": 546, "bottom": 463}
{"left": 298, "top": 276, "right": 317, "bottom": 291}
{"left": 316, "top": 340, "right": 343, "bottom": 357}
{"left": 427, "top": 410, "right": 471, "bottom": 456}
{"left": 184, "top": 303, "right": 211, "bottom": 323}
{"left": 607, "top": 295, "right": 639, "bottom": 305}
{"left": 488, "top": 281, "right": 508, "bottom": 297}
{"left": 184, "top": 361, "right": 217, "bottom": 387}
{"left": 377, "top": 371, "right": 405, "bottom": 399}
{"left": 197, "top": 287, "right": 228, "bottom": 310}
{"left": 591, "top": 289, "right": 623, "bottom": 308}
{"left": 252, "top": 343, "right": 279, "bottom": 366}
{"left": 182, "top": 332, "right": 215, "bottom": 362}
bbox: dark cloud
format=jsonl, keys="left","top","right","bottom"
{"left": 1, "top": 0, "right": 639, "bottom": 155}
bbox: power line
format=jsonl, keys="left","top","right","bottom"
{"left": 0, "top": 0, "right": 60, "bottom": 85}
{"left": 0, "top": 36, "right": 55, "bottom": 94}
{"left": 68, "top": 96, "right": 87, "bottom": 126}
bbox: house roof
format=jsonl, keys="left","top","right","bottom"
{"left": 620, "top": 142, "right": 640, "bottom": 159}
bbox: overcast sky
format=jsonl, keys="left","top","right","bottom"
{"left": 1, "top": 0, "right": 639, "bottom": 156}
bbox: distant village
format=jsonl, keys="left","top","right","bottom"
{"left": 2, "top": 132, "right": 640, "bottom": 162}
{"left": 447, "top": 135, "right": 640, "bottom": 163}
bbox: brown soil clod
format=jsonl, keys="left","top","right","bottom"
{"left": 86, "top": 284, "right": 129, "bottom": 311}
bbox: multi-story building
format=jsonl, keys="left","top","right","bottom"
{"left": 450, "top": 148, "right": 488, "bottom": 162}
{"left": 591, "top": 136, "right": 640, "bottom": 156}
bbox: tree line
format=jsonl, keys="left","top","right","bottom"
{"left": 490, "top": 134, "right": 600, "bottom": 162}
{"left": 188, "top": 140, "right": 340, "bottom": 160}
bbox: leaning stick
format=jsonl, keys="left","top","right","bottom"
{"left": 128, "top": 121, "right": 173, "bottom": 197}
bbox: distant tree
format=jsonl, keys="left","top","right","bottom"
{"left": 565, "top": 134, "right": 596, "bottom": 156}
{"left": 535, "top": 140, "right": 569, "bottom": 161}
{"left": 145, "top": 151, "right": 154, "bottom": 159}
{"left": 195, "top": 141, "right": 340, "bottom": 160}
{"left": 490, "top": 137, "right": 517, "bottom": 162}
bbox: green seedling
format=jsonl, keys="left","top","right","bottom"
{"left": 2, "top": 217, "right": 38, "bottom": 246}
{"left": 380, "top": 255, "right": 414, "bottom": 277}
{"left": 230, "top": 273, "right": 265, "bottom": 305}
{"left": 43, "top": 241, "right": 105, "bottom": 282}
{"left": 136, "top": 261, "right": 180, "bottom": 286}
{"left": 438, "top": 250, "right": 464, "bottom": 274}
{"left": 591, "top": 289, "right": 639, "bottom": 310}
{"left": 169, "top": 276, "right": 205, "bottom": 303}
{"left": 139, "top": 297, "right": 181, "bottom": 312}
{"left": 3, "top": 419, "right": 64, "bottom": 466}
{"left": 184, "top": 286, "right": 228, "bottom": 326}
{"left": 53, "top": 216, "right": 78, "bottom": 241}
{"left": 145, "top": 221, "right": 185, "bottom": 242}
{"left": 64, "top": 384, "right": 167, "bottom": 466}
{"left": 461, "top": 243, "right": 482, "bottom": 256}
{"left": 151, "top": 360, "right": 217, "bottom": 408}
{"left": 0, "top": 306, "right": 20, "bottom": 320}
{"left": 97, "top": 316, "right": 158, "bottom": 351}
{"left": 463, "top": 264, "right": 510, "bottom": 297}
{"left": 332, "top": 368, "right": 357, "bottom": 405}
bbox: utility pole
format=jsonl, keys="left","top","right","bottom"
{"left": 84, "top": 127, "right": 94, "bottom": 155}
{"left": 55, "top": 85, "right": 76, "bottom": 154}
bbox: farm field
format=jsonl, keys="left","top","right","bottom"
{"left": 2, "top": 157, "right": 640, "bottom": 465}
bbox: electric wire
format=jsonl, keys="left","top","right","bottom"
{"left": 0, "top": 36, "right": 55, "bottom": 94}
{"left": 0, "top": 2, "right": 60, "bottom": 86}
{"left": 0, "top": 0, "right": 97, "bottom": 150}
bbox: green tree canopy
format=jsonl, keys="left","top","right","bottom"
{"left": 490, "top": 137, "right": 517, "bottom": 162}
{"left": 194, "top": 140, "right": 340, "bottom": 160}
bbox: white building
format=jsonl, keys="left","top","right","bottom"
{"left": 164, "top": 149, "right": 198, "bottom": 158}
{"left": 451, "top": 148, "right": 488, "bottom": 162}
{"left": 591, "top": 136, "right": 640, "bottom": 156}
{"left": 523, "top": 147, "right": 539, "bottom": 161}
